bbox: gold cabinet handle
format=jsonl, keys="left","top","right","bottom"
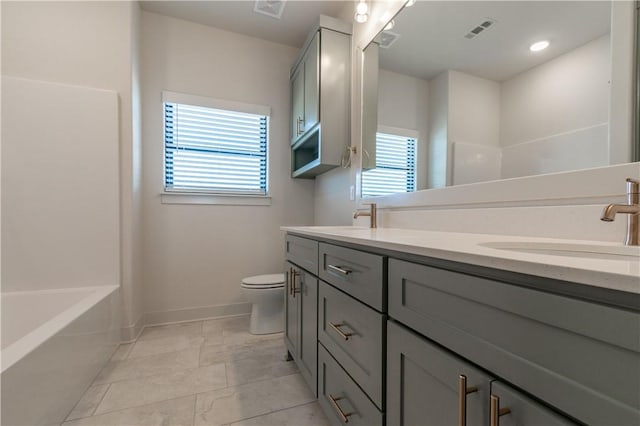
{"left": 490, "top": 395, "right": 511, "bottom": 426}
{"left": 289, "top": 268, "right": 300, "bottom": 297}
{"left": 458, "top": 375, "right": 478, "bottom": 426}
{"left": 329, "top": 322, "right": 354, "bottom": 340}
{"left": 328, "top": 264, "right": 352, "bottom": 276}
{"left": 328, "top": 394, "right": 353, "bottom": 423}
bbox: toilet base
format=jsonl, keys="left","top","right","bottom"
{"left": 249, "top": 301, "right": 284, "bottom": 335}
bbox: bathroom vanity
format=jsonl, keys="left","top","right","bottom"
{"left": 282, "top": 227, "right": 640, "bottom": 426}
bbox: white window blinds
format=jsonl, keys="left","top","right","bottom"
{"left": 164, "top": 102, "right": 268, "bottom": 194}
{"left": 361, "top": 132, "right": 416, "bottom": 198}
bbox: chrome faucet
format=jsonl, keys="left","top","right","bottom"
{"left": 601, "top": 178, "right": 640, "bottom": 246}
{"left": 353, "top": 203, "right": 377, "bottom": 228}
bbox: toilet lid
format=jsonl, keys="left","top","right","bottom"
{"left": 242, "top": 273, "right": 285, "bottom": 288}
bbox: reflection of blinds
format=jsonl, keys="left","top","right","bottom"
{"left": 362, "top": 132, "right": 416, "bottom": 197}
{"left": 164, "top": 102, "right": 268, "bottom": 194}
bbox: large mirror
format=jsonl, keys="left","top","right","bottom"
{"left": 361, "top": 1, "right": 638, "bottom": 198}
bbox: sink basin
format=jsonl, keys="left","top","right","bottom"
{"left": 480, "top": 241, "right": 640, "bottom": 261}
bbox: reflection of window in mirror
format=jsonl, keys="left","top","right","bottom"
{"left": 362, "top": 129, "right": 417, "bottom": 197}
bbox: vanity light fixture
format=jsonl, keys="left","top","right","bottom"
{"left": 355, "top": 0, "right": 369, "bottom": 23}
{"left": 529, "top": 40, "right": 550, "bottom": 52}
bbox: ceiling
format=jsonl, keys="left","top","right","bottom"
{"left": 140, "top": 0, "right": 350, "bottom": 48}
{"left": 377, "top": 1, "right": 612, "bottom": 82}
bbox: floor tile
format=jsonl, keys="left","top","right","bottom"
{"left": 229, "top": 402, "right": 330, "bottom": 426}
{"left": 94, "top": 348, "right": 200, "bottom": 384}
{"left": 222, "top": 330, "right": 284, "bottom": 346}
{"left": 225, "top": 353, "right": 298, "bottom": 386}
{"left": 110, "top": 343, "right": 134, "bottom": 361}
{"left": 63, "top": 396, "right": 195, "bottom": 426}
{"left": 95, "top": 363, "right": 226, "bottom": 414}
{"left": 65, "top": 384, "right": 110, "bottom": 421}
{"left": 199, "top": 337, "right": 285, "bottom": 367}
{"left": 194, "top": 374, "right": 315, "bottom": 426}
{"left": 139, "top": 321, "right": 203, "bottom": 341}
{"left": 128, "top": 334, "right": 205, "bottom": 359}
{"left": 202, "top": 316, "right": 249, "bottom": 336}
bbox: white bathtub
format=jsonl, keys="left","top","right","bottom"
{"left": 1, "top": 285, "right": 120, "bottom": 425}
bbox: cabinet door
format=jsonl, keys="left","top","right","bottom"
{"left": 284, "top": 262, "right": 298, "bottom": 358}
{"left": 297, "top": 269, "right": 318, "bottom": 396}
{"left": 388, "top": 321, "right": 493, "bottom": 426}
{"left": 291, "top": 65, "right": 304, "bottom": 144}
{"left": 303, "top": 31, "right": 319, "bottom": 133}
{"left": 489, "top": 382, "right": 576, "bottom": 426}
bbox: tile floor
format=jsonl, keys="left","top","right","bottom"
{"left": 64, "top": 315, "right": 330, "bottom": 426}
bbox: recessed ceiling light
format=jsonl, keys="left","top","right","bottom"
{"left": 529, "top": 40, "right": 550, "bottom": 52}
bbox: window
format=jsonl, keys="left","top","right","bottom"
{"left": 163, "top": 92, "right": 269, "bottom": 195}
{"left": 361, "top": 131, "right": 417, "bottom": 198}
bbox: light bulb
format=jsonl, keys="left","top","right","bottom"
{"left": 405, "top": 0, "right": 416, "bottom": 6}
{"left": 356, "top": 1, "right": 368, "bottom": 15}
{"left": 355, "top": 12, "right": 368, "bottom": 23}
{"left": 529, "top": 40, "right": 550, "bottom": 52}
{"left": 384, "top": 20, "right": 395, "bottom": 30}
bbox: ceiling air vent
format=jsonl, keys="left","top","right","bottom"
{"left": 254, "top": 0, "right": 286, "bottom": 19}
{"left": 464, "top": 18, "right": 496, "bottom": 39}
{"left": 379, "top": 31, "right": 400, "bottom": 49}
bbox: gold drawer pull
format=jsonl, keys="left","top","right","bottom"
{"left": 328, "top": 322, "right": 354, "bottom": 340}
{"left": 328, "top": 394, "right": 353, "bottom": 423}
{"left": 458, "top": 375, "right": 478, "bottom": 426}
{"left": 289, "top": 268, "right": 300, "bottom": 297}
{"left": 328, "top": 264, "right": 352, "bottom": 276}
{"left": 490, "top": 395, "right": 511, "bottom": 426}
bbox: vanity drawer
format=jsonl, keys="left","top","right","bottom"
{"left": 388, "top": 258, "right": 640, "bottom": 426}
{"left": 318, "top": 344, "right": 383, "bottom": 426}
{"left": 318, "top": 281, "right": 384, "bottom": 408}
{"left": 319, "top": 243, "right": 384, "bottom": 311}
{"left": 285, "top": 234, "right": 318, "bottom": 274}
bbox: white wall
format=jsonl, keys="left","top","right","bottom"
{"left": 140, "top": 12, "right": 314, "bottom": 318}
{"left": 501, "top": 34, "right": 610, "bottom": 144}
{"left": 1, "top": 1, "right": 143, "bottom": 336}
{"left": 427, "top": 71, "right": 449, "bottom": 189}
{"left": 378, "top": 69, "right": 429, "bottom": 190}
{"left": 2, "top": 77, "right": 119, "bottom": 291}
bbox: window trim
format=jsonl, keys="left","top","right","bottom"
{"left": 161, "top": 91, "right": 271, "bottom": 202}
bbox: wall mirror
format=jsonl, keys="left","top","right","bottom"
{"left": 360, "top": 0, "right": 638, "bottom": 198}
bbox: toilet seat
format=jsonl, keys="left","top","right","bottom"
{"left": 241, "top": 273, "right": 285, "bottom": 289}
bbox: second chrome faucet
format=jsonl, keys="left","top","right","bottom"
{"left": 353, "top": 203, "right": 377, "bottom": 228}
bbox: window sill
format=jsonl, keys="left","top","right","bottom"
{"left": 160, "top": 192, "right": 271, "bottom": 206}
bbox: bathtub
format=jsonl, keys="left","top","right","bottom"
{"left": 1, "top": 285, "right": 120, "bottom": 425}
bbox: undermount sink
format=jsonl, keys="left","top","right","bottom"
{"left": 480, "top": 241, "right": 640, "bottom": 261}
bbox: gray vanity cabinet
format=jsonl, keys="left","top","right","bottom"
{"left": 284, "top": 262, "right": 318, "bottom": 395}
{"left": 284, "top": 235, "right": 320, "bottom": 396}
{"left": 387, "top": 320, "right": 493, "bottom": 426}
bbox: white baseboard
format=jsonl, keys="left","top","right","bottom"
{"left": 120, "top": 314, "right": 145, "bottom": 343}
{"left": 143, "top": 302, "right": 252, "bottom": 328}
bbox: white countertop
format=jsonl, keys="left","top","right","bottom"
{"left": 282, "top": 226, "right": 640, "bottom": 295}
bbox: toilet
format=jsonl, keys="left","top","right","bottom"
{"left": 241, "top": 273, "right": 285, "bottom": 335}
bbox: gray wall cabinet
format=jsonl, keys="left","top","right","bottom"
{"left": 290, "top": 26, "right": 351, "bottom": 178}
{"left": 284, "top": 232, "right": 640, "bottom": 426}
